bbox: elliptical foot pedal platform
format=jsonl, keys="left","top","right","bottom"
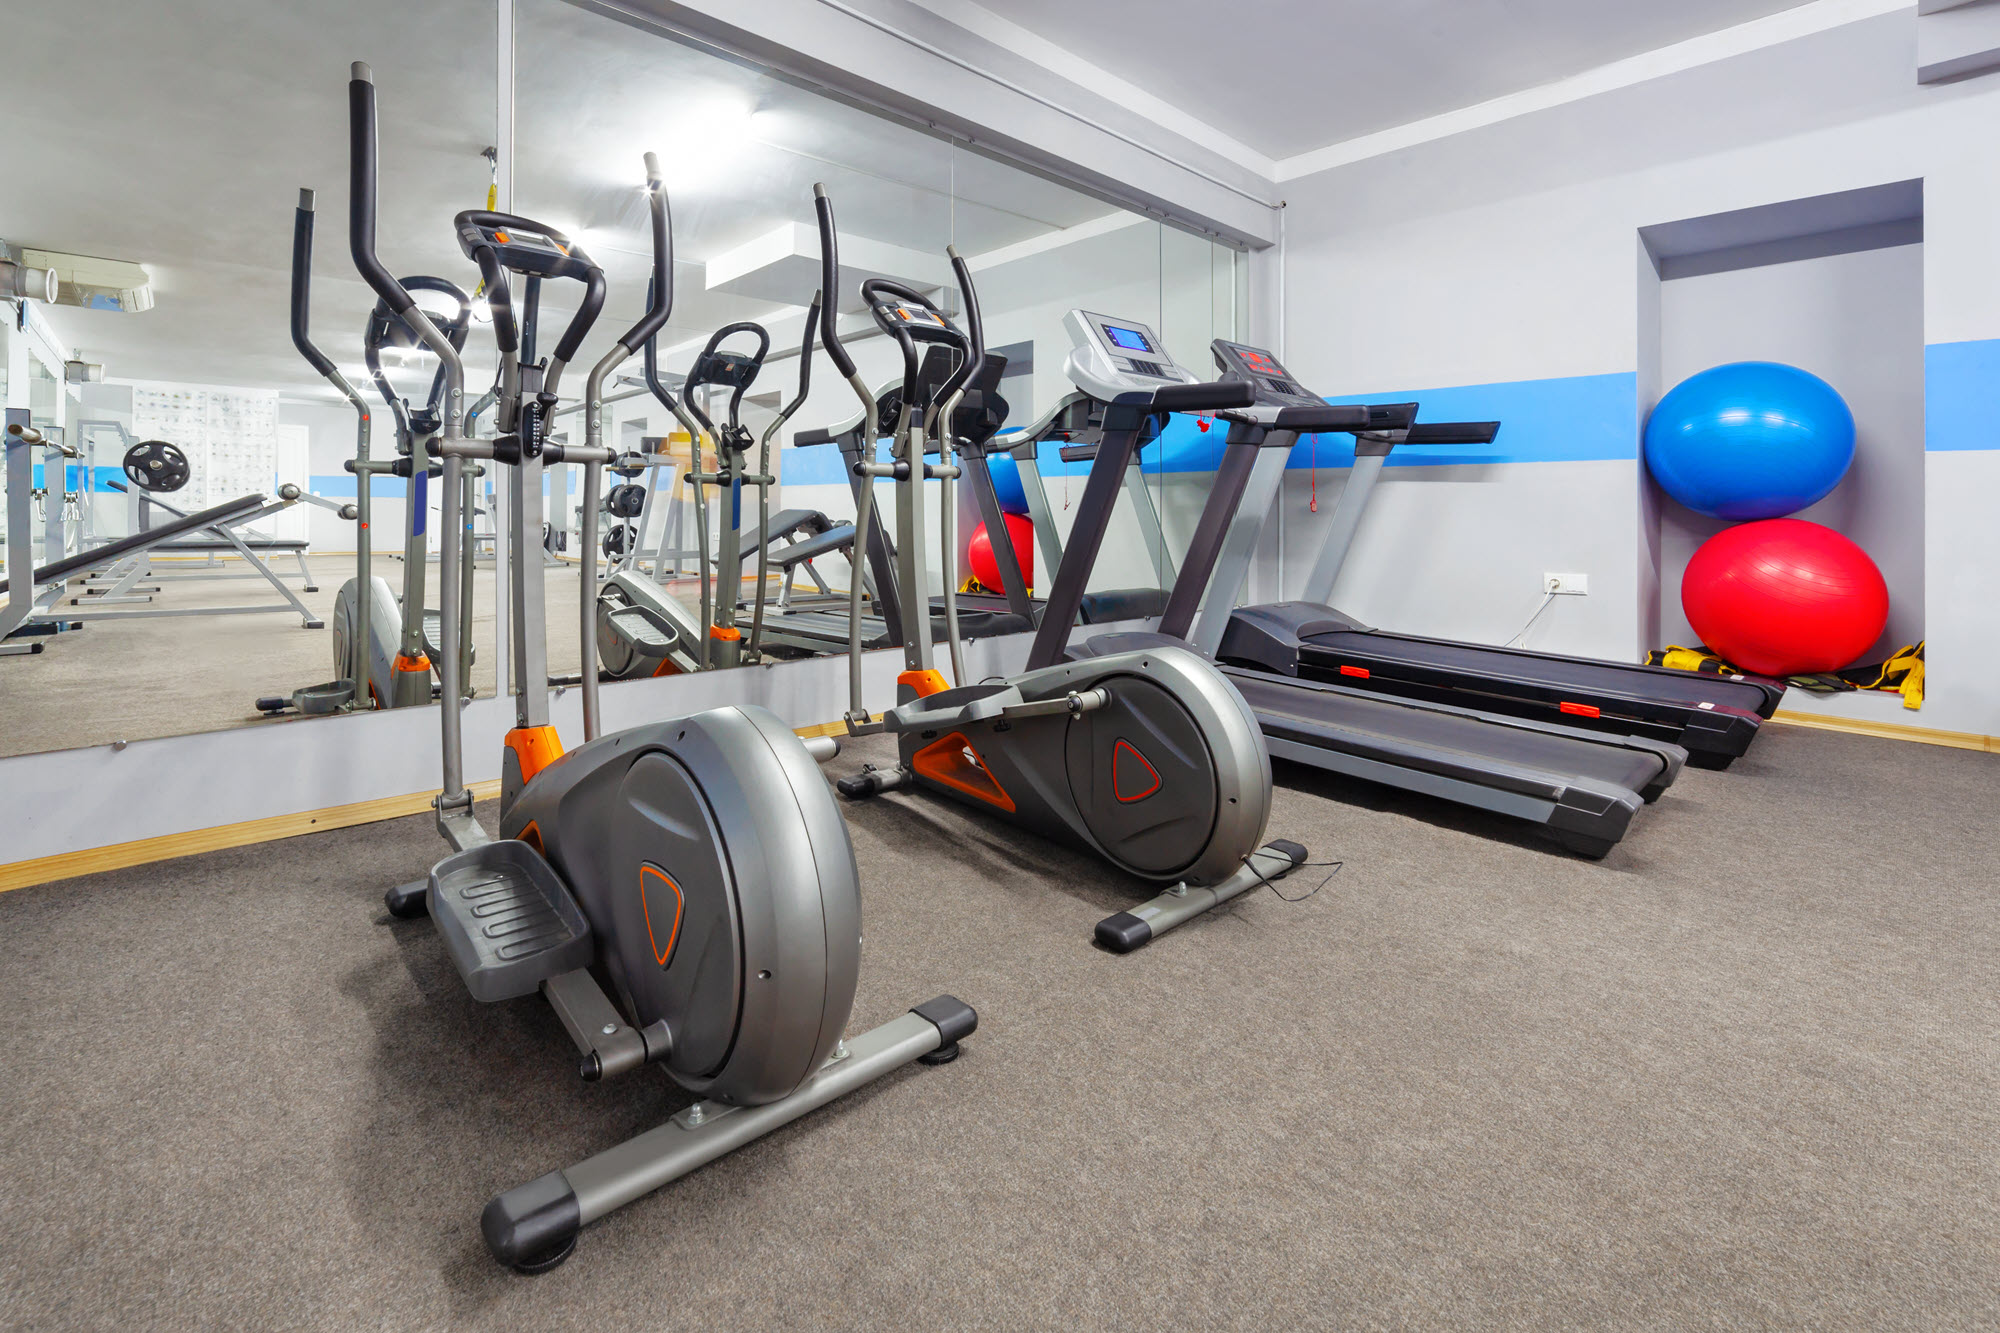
{"left": 420, "top": 609, "right": 473, "bottom": 665}
{"left": 427, "top": 842, "right": 594, "bottom": 1001}
{"left": 602, "top": 604, "right": 679, "bottom": 660}
{"left": 1094, "top": 840, "right": 1309, "bottom": 952}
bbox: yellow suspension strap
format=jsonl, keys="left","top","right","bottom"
{"left": 1648, "top": 641, "right": 1926, "bottom": 709}
{"left": 1645, "top": 645, "right": 1739, "bottom": 676}
{"left": 472, "top": 149, "right": 499, "bottom": 302}
{"left": 1838, "top": 641, "right": 1925, "bottom": 710}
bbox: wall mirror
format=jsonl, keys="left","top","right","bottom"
{"left": 0, "top": 0, "right": 1242, "bottom": 759}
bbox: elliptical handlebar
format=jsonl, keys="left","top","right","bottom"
{"left": 452, "top": 209, "right": 605, "bottom": 383}
{"left": 348, "top": 60, "right": 473, "bottom": 813}
{"left": 861, "top": 278, "right": 937, "bottom": 410}
{"left": 682, "top": 322, "right": 772, "bottom": 435}
{"left": 790, "top": 291, "right": 820, "bottom": 411}
{"left": 618, "top": 154, "right": 673, "bottom": 355}
{"left": 813, "top": 185, "right": 856, "bottom": 380}
{"left": 363, "top": 277, "right": 472, "bottom": 440}
{"left": 578, "top": 154, "right": 672, "bottom": 745}
{"left": 931, "top": 245, "right": 984, "bottom": 438}
{"left": 640, "top": 287, "right": 709, "bottom": 449}
{"left": 289, "top": 190, "right": 338, "bottom": 379}
{"left": 348, "top": 62, "right": 465, "bottom": 437}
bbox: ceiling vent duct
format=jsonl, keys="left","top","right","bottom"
{"left": 0, "top": 244, "right": 58, "bottom": 302}
{"left": 20, "top": 246, "right": 154, "bottom": 312}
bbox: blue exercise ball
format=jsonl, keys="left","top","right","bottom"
{"left": 986, "top": 445, "right": 1030, "bottom": 515}
{"left": 1644, "top": 361, "right": 1855, "bottom": 520}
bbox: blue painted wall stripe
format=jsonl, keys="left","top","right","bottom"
{"left": 1924, "top": 339, "right": 2000, "bottom": 452}
{"left": 778, "top": 371, "right": 1640, "bottom": 482}
{"left": 1314, "top": 371, "right": 1639, "bottom": 468}
{"left": 775, "top": 342, "right": 1992, "bottom": 483}
{"left": 782, "top": 439, "right": 895, "bottom": 487}
{"left": 311, "top": 475, "right": 411, "bottom": 499}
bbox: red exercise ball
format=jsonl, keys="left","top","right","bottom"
{"left": 1681, "top": 518, "right": 1887, "bottom": 677}
{"left": 968, "top": 513, "right": 1034, "bottom": 594}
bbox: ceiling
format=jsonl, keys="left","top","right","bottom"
{"left": 972, "top": 0, "right": 1817, "bottom": 158}
{"left": 0, "top": 0, "right": 1121, "bottom": 404}
{"left": 4, "top": 0, "right": 1827, "bottom": 404}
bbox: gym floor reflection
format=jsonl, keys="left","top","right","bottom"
{"left": 0, "top": 561, "right": 720, "bottom": 758}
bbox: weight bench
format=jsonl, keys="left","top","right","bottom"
{"left": 744, "top": 508, "right": 869, "bottom": 611}
{"left": 84, "top": 482, "right": 331, "bottom": 599}
{"left": 2, "top": 490, "right": 325, "bottom": 640}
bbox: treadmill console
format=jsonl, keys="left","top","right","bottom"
{"left": 1210, "top": 340, "right": 1319, "bottom": 405}
{"left": 1063, "top": 310, "right": 1200, "bottom": 403}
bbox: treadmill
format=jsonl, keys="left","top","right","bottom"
{"left": 1191, "top": 341, "right": 1782, "bottom": 767}
{"left": 959, "top": 310, "right": 1186, "bottom": 627}
{"left": 1028, "top": 312, "right": 1688, "bottom": 858}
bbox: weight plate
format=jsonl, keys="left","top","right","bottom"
{"left": 123, "top": 440, "right": 191, "bottom": 493}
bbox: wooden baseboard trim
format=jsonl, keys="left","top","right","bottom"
{"left": 0, "top": 719, "right": 867, "bottom": 894}
{"left": 1771, "top": 709, "right": 1997, "bottom": 753}
{"left": 0, "top": 779, "right": 505, "bottom": 895}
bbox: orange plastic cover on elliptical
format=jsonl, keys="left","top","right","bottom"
{"left": 899, "top": 669, "right": 951, "bottom": 698}
{"left": 505, "top": 725, "right": 565, "bottom": 784}
{"left": 913, "top": 732, "right": 1016, "bottom": 812}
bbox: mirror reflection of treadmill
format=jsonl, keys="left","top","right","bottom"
{"left": 1049, "top": 317, "right": 1696, "bottom": 858}
{"left": 960, "top": 311, "right": 1198, "bottom": 630}
{"left": 758, "top": 349, "right": 1033, "bottom": 660}
{"left": 1202, "top": 339, "right": 1784, "bottom": 770}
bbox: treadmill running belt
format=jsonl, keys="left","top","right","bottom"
{"left": 1226, "top": 669, "right": 1668, "bottom": 800}
{"left": 1300, "top": 629, "right": 1781, "bottom": 716}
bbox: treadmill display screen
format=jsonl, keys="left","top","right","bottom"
{"left": 1238, "top": 348, "right": 1283, "bottom": 377}
{"left": 1103, "top": 324, "right": 1155, "bottom": 353}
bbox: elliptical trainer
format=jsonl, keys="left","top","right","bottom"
{"left": 814, "top": 183, "right": 1307, "bottom": 951}
{"left": 262, "top": 190, "right": 476, "bottom": 715}
{"left": 350, "top": 65, "right": 976, "bottom": 1273}
{"left": 595, "top": 295, "right": 819, "bottom": 677}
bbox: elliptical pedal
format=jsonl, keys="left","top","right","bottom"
{"left": 425, "top": 841, "right": 594, "bottom": 1002}
{"left": 420, "top": 609, "right": 474, "bottom": 666}
{"left": 605, "top": 604, "right": 675, "bottom": 653}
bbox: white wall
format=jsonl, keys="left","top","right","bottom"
{"left": 1272, "top": 8, "right": 2000, "bottom": 737}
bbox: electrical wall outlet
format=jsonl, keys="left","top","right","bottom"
{"left": 1544, "top": 572, "right": 1588, "bottom": 595}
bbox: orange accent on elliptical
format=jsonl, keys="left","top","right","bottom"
{"left": 516, "top": 820, "right": 544, "bottom": 853}
{"left": 709, "top": 625, "right": 741, "bottom": 641}
{"left": 1112, "top": 739, "right": 1162, "bottom": 803}
{"left": 913, "top": 732, "right": 1016, "bottom": 812}
{"left": 650, "top": 657, "right": 685, "bottom": 677}
{"left": 505, "top": 725, "right": 565, "bottom": 784}
{"left": 899, "top": 669, "right": 951, "bottom": 698}
{"left": 639, "top": 865, "right": 685, "bottom": 967}
{"left": 392, "top": 653, "right": 431, "bottom": 673}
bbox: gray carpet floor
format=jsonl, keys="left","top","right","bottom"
{"left": 1, "top": 722, "right": 1995, "bottom": 1329}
